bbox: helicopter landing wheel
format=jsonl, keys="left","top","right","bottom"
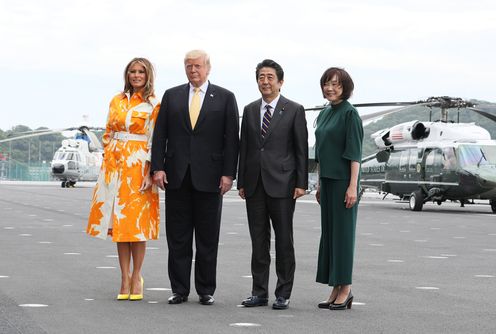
{"left": 61, "top": 181, "right": 66, "bottom": 188}
{"left": 68, "top": 181, "right": 76, "bottom": 188}
{"left": 409, "top": 190, "right": 424, "bottom": 211}
{"left": 436, "top": 200, "right": 442, "bottom": 206}
{"left": 490, "top": 199, "right": 496, "bottom": 213}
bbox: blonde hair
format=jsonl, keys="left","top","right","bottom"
{"left": 123, "top": 57, "right": 155, "bottom": 103}
{"left": 184, "top": 49, "right": 211, "bottom": 69}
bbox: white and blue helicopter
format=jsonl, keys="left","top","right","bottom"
{"left": 0, "top": 126, "right": 103, "bottom": 187}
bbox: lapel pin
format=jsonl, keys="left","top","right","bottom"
{"left": 210, "top": 93, "right": 214, "bottom": 97}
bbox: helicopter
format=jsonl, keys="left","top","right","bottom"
{"left": 0, "top": 126, "right": 104, "bottom": 188}
{"left": 353, "top": 96, "right": 496, "bottom": 212}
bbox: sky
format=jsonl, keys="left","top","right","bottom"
{"left": 1, "top": 0, "right": 495, "bottom": 132}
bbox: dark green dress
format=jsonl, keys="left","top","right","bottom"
{"left": 314, "top": 100, "right": 363, "bottom": 285}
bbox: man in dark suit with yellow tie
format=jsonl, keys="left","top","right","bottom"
{"left": 151, "top": 50, "right": 239, "bottom": 306}
{"left": 238, "top": 59, "right": 308, "bottom": 310}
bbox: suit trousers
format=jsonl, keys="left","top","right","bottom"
{"left": 165, "top": 167, "right": 222, "bottom": 296}
{"left": 245, "top": 177, "right": 296, "bottom": 299}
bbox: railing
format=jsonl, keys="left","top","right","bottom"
{"left": 0, "top": 160, "right": 52, "bottom": 181}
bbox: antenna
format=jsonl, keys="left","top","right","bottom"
{"left": 82, "top": 114, "right": 89, "bottom": 126}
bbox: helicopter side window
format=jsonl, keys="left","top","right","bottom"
{"left": 425, "top": 149, "right": 444, "bottom": 175}
{"left": 442, "top": 147, "right": 456, "bottom": 171}
{"left": 386, "top": 151, "right": 400, "bottom": 169}
{"left": 399, "top": 150, "right": 409, "bottom": 172}
{"left": 408, "top": 149, "right": 419, "bottom": 171}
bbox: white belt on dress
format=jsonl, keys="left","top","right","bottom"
{"left": 113, "top": 132, "right": 148, "bottom": 142}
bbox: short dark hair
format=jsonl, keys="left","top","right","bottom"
{"left": 320, "top": 67, "right": 354, "bottom": 100}
{"left": 255, "top": 59, "right": 284, "bottom": 81}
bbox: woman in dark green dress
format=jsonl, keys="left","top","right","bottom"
{"left": 314, "top": 67, "right": 363, "bottom": 310}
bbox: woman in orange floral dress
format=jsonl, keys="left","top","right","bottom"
{"left": 87, "top": 57, "right": 160, "bottom": 301}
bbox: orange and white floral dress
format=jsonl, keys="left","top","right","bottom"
{"left": 87, "top": 92, "right": 160, "bottom": 241}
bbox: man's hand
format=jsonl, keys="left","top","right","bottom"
{"left": 219, "top": 176, "right": 233, "bottom": 196}
{"left": 293, "top": 187, "right": 306, "bottom": 199}
{"left": 152, "top": 171, "right": 168, "bottom": 191}
{"left": 238, "top": 188, "right": 246, "bottom": 200}
{"left": 315, "top": 185, "right": 320, "bottom": 205}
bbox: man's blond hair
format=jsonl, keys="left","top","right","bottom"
{"left": 184, "top": 49, "right": 211, "bottom": 69}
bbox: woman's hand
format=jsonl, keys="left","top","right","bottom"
{"left": 344, "top": 184, "right": 357, "bottom": 209}
{"left": 139, "top": 174, "right": 153, "bottom": 192}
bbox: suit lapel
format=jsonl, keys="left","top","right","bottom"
{"left": 252, "top": 99, "right": 263, "bottom": 146}
{"left": 181, "top": 84, "right": 193, "bottom": 131}
{"left": 263, "top": 95, "right": 288, "bottom": 141}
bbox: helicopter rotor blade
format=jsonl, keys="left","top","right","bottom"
{"left": 0, "top": 127, "right": 105, "bottom": 144}
{"left": 79, "top": 126, "right": 103, "bottom": 150}
{"left": 354, "top": 101, "right": 421, "bottom": 108}
{"left": 360, "top": 102, "right": 431, "bottom": 125}
{"left": 305, "top": 105, "right": 327, "bottom": 112}
{"left": 305, "top": 101, "right": 421, "bottom": 112}
{"left": 0, "top": 129, "right": 68, "bottom": 143}
{"left": 468, "top": 107, "right": 496, "bottom": 123}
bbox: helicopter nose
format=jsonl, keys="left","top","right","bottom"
{"left": 477, "top": 174, "right": 496, "bottom": 189}
{"left": 52, "top": 163, "right": 65, "bottom": 174}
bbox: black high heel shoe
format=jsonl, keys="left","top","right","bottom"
{"left": 329, "top": 291, "right": 353, "bottom": 310}
{"left": 318, "top": 297, "right": 336, "bottom": 309}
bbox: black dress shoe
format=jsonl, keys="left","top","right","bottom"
{"left": 329, "top": 292, "right": 353, "bottom": 310}
{"left": 318, "top": 300, "right": 332, "bottom": 309}
{"left": 241, "top": 296, "right": 268, "bottom": 307}
{"left": 168, "top": 293, "right": 188, "bottom": 304}
{"left": 272, "top": 296, "right": 290, "bottom": 310}
{"left": 199, "top": 294, "right": 215, "bottom": 305}
{"left": 318, "top": 296, "right": 336, "bottom": 309}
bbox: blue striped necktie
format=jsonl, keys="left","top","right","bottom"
{"left": 261, "top": 105, "right": 272, "bottom": 138}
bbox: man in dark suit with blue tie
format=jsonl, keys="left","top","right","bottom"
{"left": 151, "top": 50, "right": 239, "bottom": 306}
{"left": 238, "top": 59, "right": 308, "bottom": 310}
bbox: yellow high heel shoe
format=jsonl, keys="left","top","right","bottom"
{"left": 117, "top": 280, "right": 131, "bottom": 300}
{"left": 129, "top": 277, "right": 144, "bottom": 301}
{"left": 117, "top": 292, "right": 130, "bottom": 300}
{"left": 117, "top": 275, "right": 132, "bottom": 300}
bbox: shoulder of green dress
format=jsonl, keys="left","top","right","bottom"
{"left": 340, "top": 100, "right": 359, "bottom": 115}
{"left": 315, "top": 105, "right": 330, "bottom": 123}
{"left": 321, "top": 105, "right": 333, "bottom": 113}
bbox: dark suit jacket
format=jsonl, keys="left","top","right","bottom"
{"left": 151, "top": 82, "right": 239, "bottom": 192}
{"left": 237, "top": 95, "right": 308, "bottom": 198}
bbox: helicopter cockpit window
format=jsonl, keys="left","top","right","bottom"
{"left": 458, "top": 145, "right": 496, "bottom": 168}
{"left": 66, "top": 153, "right": 74, "bottom": 161}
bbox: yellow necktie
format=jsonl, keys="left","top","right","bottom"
{"left": 190, "top": 88, "right": 201, "bottom": 129}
